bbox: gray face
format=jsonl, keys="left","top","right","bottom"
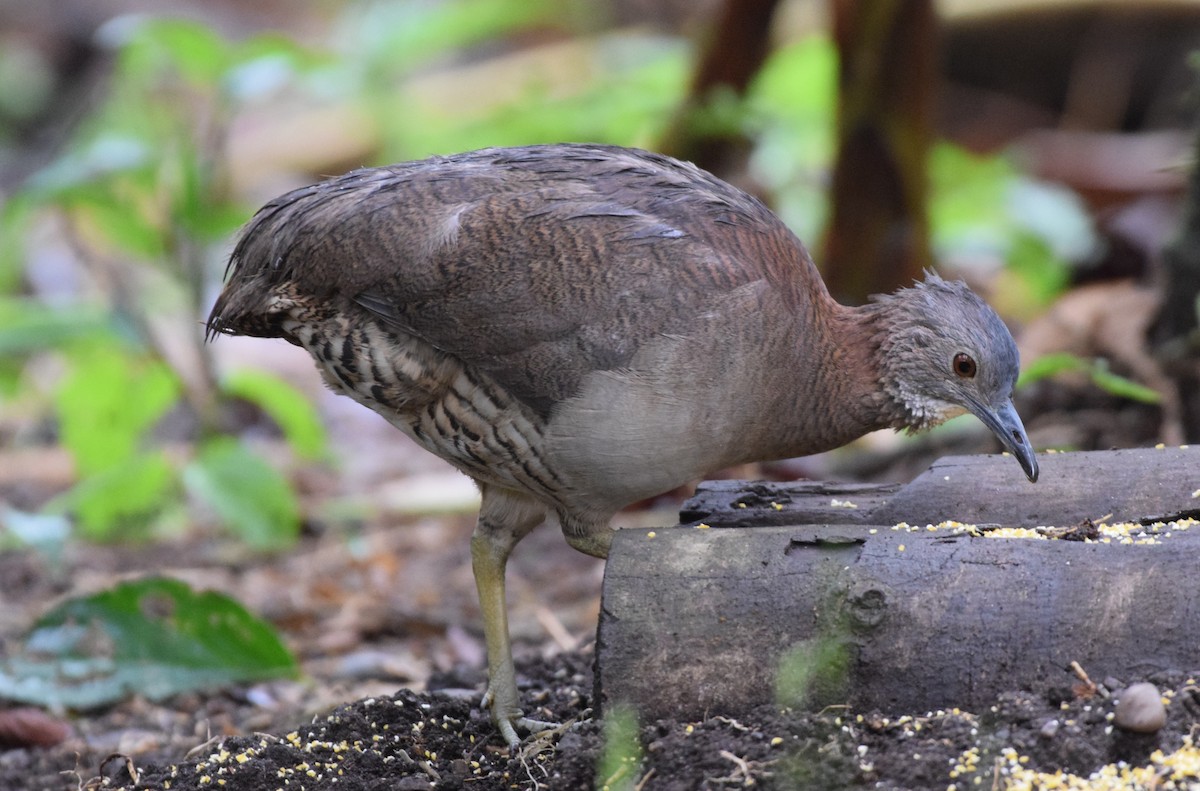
{"left": 879, "top": 275, "right": 1038, "bottom": 482}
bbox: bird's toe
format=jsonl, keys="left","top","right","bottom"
{"left": 491, "top": 710, "right": 558, "bottom": 749}
{"left": 514, "top": 716, "right": 557, "bottom": 734}
{"left": 482, "top": 685, "right": 558, "bottom": 748}
{"left": 496, "top": 716, "right": 522, "bottom": 749}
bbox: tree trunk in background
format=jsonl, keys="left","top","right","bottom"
{"left": 658, "top": 0, "right": 780, "bottom": 181}
{"left": 822, "top": 0, "right": 936, "bottom": 304}
{"left": 1152, "top": 121, "right": 1200, "bottom": 440}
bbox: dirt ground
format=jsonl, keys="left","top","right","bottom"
{"left": 4, "top": 464, "right": 1200, "bottom": 789}
{"left": 5, "top": 631, "right": 1200, "bottom": 790}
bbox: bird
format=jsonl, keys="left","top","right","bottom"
{"left": 206, "top": 143, "right": 1038, "bottom": 747}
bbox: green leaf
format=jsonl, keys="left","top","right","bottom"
{"left": 70, "top": 191, "right": 166, "bottom": 259}
{"left": 393, "top": 36, "right": 688, "bottom": 159}
{"left": 1007, "top": 178, "right": 1097, "bottom": 264}
{"left": 1089, "top": 359, "right": 1162, "bottom": 404}
{"left": 751, "top": 37, "right": 837, "bottom": 123}
{"left": 224, "top": 34, "right": 327, "bottom": 101}
{"left": 234, "top": 31, "right": 326, "bottom": 70}
{"left": 170, "top": 139, "right": 246, "bottom": 242}
{"left": 24, "top": 135, "right": 152, "bottom": 197}
{"left": 122, "top": 19, "right": 230, "bottom": 88}
{"left": 595, "top": 704, "right": 642, "bottom": 791}
{"left": 0, "top": 577, "right": 297, "bottom": 710}
{"left": 746, "top": 37, "right": 836, "bottom": 242}
{"left": 929, "top": 142, "right": 1014, "bottom": 256}
{"left": 0, "top": 298, "right": 113, "bottom": 356}
{"left": 55, "top": 452, "right": 176, "bottom": 541}
{"left": 0, "top": 196, "right": 33, "bottom": 292}
{"left": 1004, "top": 231, "right": 1071, "bottom": 310}
{"left": 184, "top": 439, "right": 300, "bottom": 550}
{"left": 56, "top": 345, "right": 181, "bottom": 475}
{"left": 341, "top": 0, "right": 560, "bottom": 77}
{"left": 1017, "top": 352, "right": 1087, "bottom": 387}
{"left": 1018, "top": 353, "right": 1161, "bottom": 404}
{"left": 220, "top": 370, "right": 327, "bottom": 459}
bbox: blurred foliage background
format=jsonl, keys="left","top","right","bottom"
{"left": 2, "top": 0, "right": 1199, "bottom": 553}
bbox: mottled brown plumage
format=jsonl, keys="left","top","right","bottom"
{"left": 208, "top": 143, "right": 1037, "bottom": 746}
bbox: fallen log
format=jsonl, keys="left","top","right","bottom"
{"left": 680, "top": 447, "right": 1200, "bottom": 528}
{"left": 596, "top": 447, "right": 1200, "bottom": 721}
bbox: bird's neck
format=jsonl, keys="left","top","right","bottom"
{"left": 854, "top": 296, "right": 967, "bottom": 434}
{"left": 843, "top": 299, "right": 922, "bottom": 431}
{"left": 737, "top": 294, "right": 904, "bottom": 463}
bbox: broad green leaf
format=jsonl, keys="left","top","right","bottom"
{"left": 184, "top": 439, "right": 300, "bottom": 550}
{"left": 0, "top": 358, "right": 23, "bottom": 397}
{"left": 121, "top": 19, "right": 230, "bottom": 88}
{"left": 55, "top": 452, "right": 176, "bottom": 541}
{"left": 1004, "top": 231, "right": 1070, "bottom": 310}
{"left": 56, "top": 345, "right": 180, "bottom": 474}
{"left": 220, "top": 370, "right": 327, "bottom": 459}
{"left": 0, "top": 577, "right": 297, "bottom": 710}
{"left": 930, "top": 142, "right": 1014, "bottom": 255}
{"left": 338, "top": 0, "right": 559, "bottom": 77}
{"left": 751, "top": 37, "right": 837, "bottom": 123}
{"left": 68, "top": 191, "right": 166, "bottom": 259}
{"left": 0, "top": 195, "right": 33, "bottom": 292}
{"left": 0, "top": 298, "right": 112, "bottom": 356}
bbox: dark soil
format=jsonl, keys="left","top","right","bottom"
{"left": 7, "top": 645, "right": 1200, "bottom": 790}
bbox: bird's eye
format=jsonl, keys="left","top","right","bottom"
{"left": 953, "top": 352, "right": 977, "bottom": 378}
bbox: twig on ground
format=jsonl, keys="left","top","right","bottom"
{"left": 535, "top": 605, "right": 578, "bottom": 652}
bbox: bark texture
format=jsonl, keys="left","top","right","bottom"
{"left": 597, "top": 447, "right": 1200, "bottom": 721}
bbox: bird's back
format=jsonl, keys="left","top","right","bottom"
{"left": 209, "top": 144, "right": 826, "bottom": 421}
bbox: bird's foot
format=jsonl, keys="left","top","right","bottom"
{"left": 482, "top": 685, "right": 557, "bottom": 748}
{"left": 496, "top": 715, "right": 558, "bottom": 750}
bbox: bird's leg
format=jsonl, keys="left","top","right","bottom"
{"left": 470, "top": 487, "right": 551, "bottom": 748}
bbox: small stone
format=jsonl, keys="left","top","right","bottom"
{"left": 1039, "top": 719, "right": 1059, "bottom": 738}
{"left": 1113, "top": 682, "right": 1167, "bottom": 733}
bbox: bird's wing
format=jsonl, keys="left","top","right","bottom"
{"left": 214, "top": 145, "right": 817, "bottom": 418}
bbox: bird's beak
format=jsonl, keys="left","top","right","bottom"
{"left": 967, "top": 397, "right": 1039, "bottom": 482}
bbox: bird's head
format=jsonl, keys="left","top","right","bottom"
{"left": 872, "top": 273, "right": 1038, "bottom": 482}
